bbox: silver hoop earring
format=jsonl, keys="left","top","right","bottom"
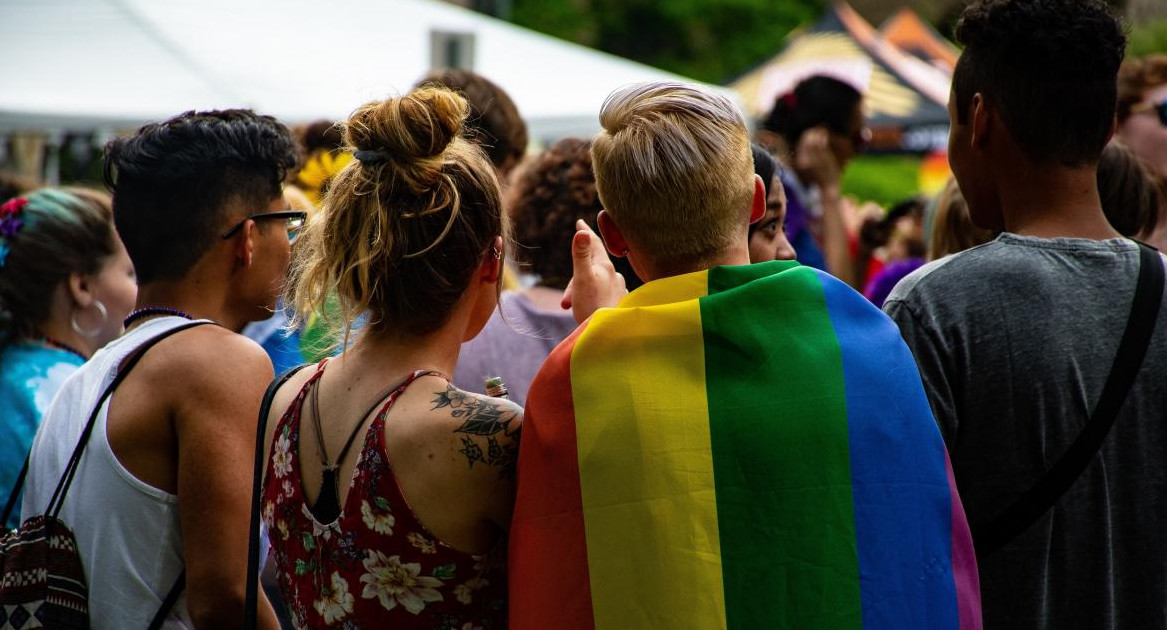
{"left": 491, "top": 246, "right": 502, "bottom": 260}
{"left": 71, "top": 300, "right": 107, "bottom": 338}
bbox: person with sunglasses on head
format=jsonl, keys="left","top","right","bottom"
{"left": 1117, "top": 54, "right": 1167, "bottom": 251}
{"left": 21, "top": 109, "right": 298, "bottom": 629}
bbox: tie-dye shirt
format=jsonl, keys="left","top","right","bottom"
{"left": 0, "top": 341, "right": 84, "bottom": 528}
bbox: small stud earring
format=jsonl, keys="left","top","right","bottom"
{"left": 491, "top": 246, "right": 502, "bottom": 259}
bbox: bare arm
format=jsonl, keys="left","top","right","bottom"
{"left": 796, "top": 126, "right": 856, "bottom": 287}
{"left": 819, "top": 185, "right": 857, "bottom": 288}
{"left": 173, "top": 331, "right": 280, "bottom": 630}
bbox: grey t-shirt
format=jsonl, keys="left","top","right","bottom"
{"left": 884, "top": 234, "right": 1167, "bottom": 630}
{"left": 453, "top": 290, "right": 579, "bottom": 405}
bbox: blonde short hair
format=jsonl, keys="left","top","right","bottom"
{"left": 591, "top": 82, "right": 754, "bottom": 270}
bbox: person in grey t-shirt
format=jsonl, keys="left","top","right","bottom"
{"left": 884, "top": 1, "right": 1167, "bottom": 628}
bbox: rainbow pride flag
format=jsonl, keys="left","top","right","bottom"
{"left": 509, "top": 260, "right": 980, "bottom": 629}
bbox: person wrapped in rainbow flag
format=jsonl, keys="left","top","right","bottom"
{"left": 509, "top": 82, "right": 982, "bottom": 629}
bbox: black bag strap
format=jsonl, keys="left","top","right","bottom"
{"left": 2, "top": 456, "right": 29, "bottom": 527}
{"left": 44, "top": 320, "right": 212, "bottom": 520}
{"left": 147, "top": 572, "right": 186, "bottom": 630}
{"left": 244, "top": 363, "right": 311, "bottom": 630}
{"left": 974, "top": 244, "right": 1164, "bottom": 558}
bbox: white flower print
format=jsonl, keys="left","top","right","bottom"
{"left": 453, "top": 577, "right": 488, "bottom": 605}
{"left": 262, "top": 501, "right": 275, "bottom": 526}
{"left": 272, "top": 432, "right": 293, "bottom": 478}
{"left": 283, "top": 479, "right": 295, "bottom": 499}
{"left": 359, "top": 550, "right": 444, "bottom": 614}
{"left": 360, "top": 499, "right": 395, "bottom": 535}
{"left": 276, "top": 519, "right": 289, "bottom": 541}
{"left": 313, "top": 571, "right": 354, "bottom": 625}
{"left": 408, "top": 532, "right": 436, "bottom": 554}
{"left": 302, "top": 503, "right": 342, "bottom": 541}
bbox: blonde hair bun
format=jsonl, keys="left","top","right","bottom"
{"left": 346, "top": 87, "right": 470, "bottom": 191}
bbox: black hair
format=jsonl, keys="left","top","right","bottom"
{"left": 1098, "top": 142, "right": 1160, "bottom": 237}
{"left": 103, "top": 109, "right": 299, "bottom": 284}
{"left": 299, "top": 120, "right": 345, "bottom": 155}
{"left": 749, "top": 143, "right": 778, "bottom": 238}
{"left": 859, "top": 196, "right": 927, "bottom": 255}
{"left": 953, "top": 0, "right": 1126, "bottom": 167}
{"left": 751, "top": 143, "right": 776, "bottom": 199}
{"left": 762, "top": 76, "right": 863, "bottom": 149}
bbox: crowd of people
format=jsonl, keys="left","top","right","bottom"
{"left": 2, "top": 0, "right": 1167, "bottom": 627}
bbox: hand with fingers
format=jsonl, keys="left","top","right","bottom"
{"left": 795, "top": 126, "right": 842, "bottom": 191}
{"left": 560, "top": 219, "right": 627, "bottom": 324}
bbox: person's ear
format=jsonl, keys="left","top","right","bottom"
{"left": 971, "top": 93, "right": 990, "bottom": 151}
{"left": 234, "top": 220, "right": 256, "bottom": 269}
{"left": 67, "top": 272, "right": 95, "bottom": 309}
{"left": 749, "top": 174, "right": 766, "bottom": 224}
{"left": 596, "top": 210, "right": 630, "bottom": 258}
{"left": 479, "top": 235, "right": 503, "bottom": 284}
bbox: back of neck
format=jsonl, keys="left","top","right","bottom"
{"left": 999, "top": 165, "right": 1121, "bottom": 241}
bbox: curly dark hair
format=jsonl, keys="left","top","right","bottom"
{"left": 953, "top": 0, "right": 1126, "bottom": 167}
{"left": 509, "top": 138, "right": 602, "bottom": 289}
{"left": 103, "top": 109, "right": 299, "bottom": 284}
{"left": 416, "top": 69, "right": 528, "bottom": 177}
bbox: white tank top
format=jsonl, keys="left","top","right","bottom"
{"left": 22, "top": 316, "right": 207, "bottom": 630}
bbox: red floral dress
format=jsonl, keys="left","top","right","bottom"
{"left": 262, "top": 364, "right": 507, "bottom": 629}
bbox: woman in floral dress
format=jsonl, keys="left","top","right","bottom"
{"left": 261, "top": 86, "right": 519, "bottom": 629}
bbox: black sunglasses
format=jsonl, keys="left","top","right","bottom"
{"left": 1133, "top": 98, "right": 1167, "bottom": 127}
{"left": 221, "top": 210, "right": 307, "bottom": 240}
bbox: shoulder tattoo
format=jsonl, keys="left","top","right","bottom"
{"left": 432, "top": 384, "right": 520, "bottom": 478}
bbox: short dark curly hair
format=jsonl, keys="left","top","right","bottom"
{"left": 416, "top": 69, "right": 528, "bottom": 176}
{"left": 953, "top": 0, "right": 1126, "bottom": 167}
{"left": 103, "top": 109, "right": 299, "bottom": 284}
{"left": 510, "top": 138, "right": 602, "bottom": 289}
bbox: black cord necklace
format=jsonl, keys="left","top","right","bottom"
{"left": 123, "top": 307, "right": 193, "bottom": 329}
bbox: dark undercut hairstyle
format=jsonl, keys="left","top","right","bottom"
{"left": 952, "top": 0, "right": 1126, "bottom": 167}
{"left": 103, "top": 109, "right": 299, "bottom": 284}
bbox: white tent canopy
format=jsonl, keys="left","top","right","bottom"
{"left": 0, "top": 0, "right": 705, "bottom": 141}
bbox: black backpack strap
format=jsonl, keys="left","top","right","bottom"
{"left": 45, "top": 321, "right": 213, "bottom": 520}
{"left": 147, "top": 571, "right": 186, "bottom": 630}
{"left": 974, "top": 244, "right": 1164, "bottom": 557}
{"left": 244, "top": 363, "right": 311, "bottom": 630}
{"left": 2, "top": 455, "right": 29, "bottom": 527}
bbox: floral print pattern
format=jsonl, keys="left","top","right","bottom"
{"left": 262, "top": 365, "right": 507, "bottom": 629}
{"left": 359, "top": 550, "right": 444, "bottom": 613}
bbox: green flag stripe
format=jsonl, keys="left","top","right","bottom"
{"left": 702, "top": 262, "right": 862, "bottom": 628}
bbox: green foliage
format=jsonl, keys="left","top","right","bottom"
{"left": 1130, "top": 18, "right": 1167, "bottom": 57}
{"left": 510, "top": 0, "right": 823, "bottom": 83}
{"left": 840, "top": 155, "right": 924, "bottom": 207}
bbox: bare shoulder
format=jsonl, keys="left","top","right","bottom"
{"left": 407, "top": 379, "right": 524, "bottom": 480}
{"left": 158, "top": 325, "right": 270, "bottom": 373}
{"left": 265, "top": 363, "right": 317, "bottom": 434}
{"left": 144, "top": 326, "right": 273, "bottom": 423}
